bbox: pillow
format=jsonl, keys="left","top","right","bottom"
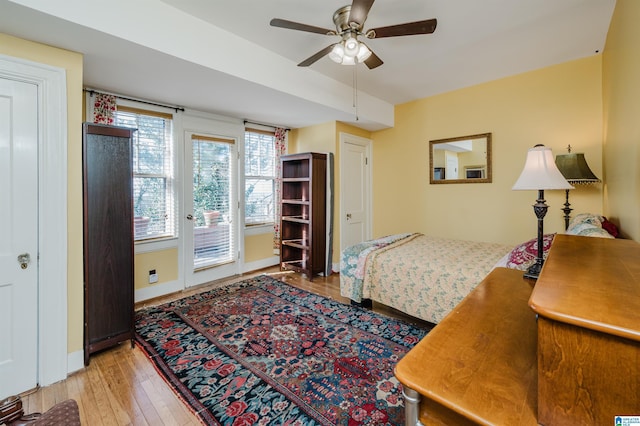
{"left": 567, "top": 213, "right": 603, "bottom": 230}
{"left": 566, "top": 222, "right": 603, "bottom": 236}
{"left": 570, "top": 225, "right": 615, "bottom": 239}
{"left": 505, "top": 233, "right": 556, "bottom": 271}
{"left": 601, "top": 217, "right": 620, "bottom": 238}
{"left": 565, "top": 212, "right": 620, "bottom": 239}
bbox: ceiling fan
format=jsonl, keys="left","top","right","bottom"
{"left": 270, "top": 0, "right": 437, "bottom": 70}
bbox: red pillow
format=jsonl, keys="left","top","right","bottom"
{"left": 506, "top": 234, "right": 556, "bottom": 270}
{"left": 601, "top": 217, "right": 619, "bottom": 238}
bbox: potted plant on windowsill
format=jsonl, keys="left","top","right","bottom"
{"left": 134, "top": 179, "right": 163, "bottom": 238}
{"left": 202, "top": 210, "right": 220, "bottom": 227}
{"left": 194, "top": 163, "right": 228, "bottom": 228}
{"left": 134, "top": 216, "right": 150, "bottom": 236}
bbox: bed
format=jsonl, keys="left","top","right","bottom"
{"left": 340, "top": 233, "right": 513, "bottom": 324}
{"left": 340, "top": 214, "right": 619, "bottom": 324}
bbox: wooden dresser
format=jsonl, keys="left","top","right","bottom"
{"left": 395, "top": 234, "right": 640, "bottom": 425}
{"left": 530, "top": 234, "right": 640, "bottom": 425}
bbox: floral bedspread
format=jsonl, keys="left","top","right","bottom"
{"left": 340, "top": 233, "right": 419, "bottom": 303}
{"left": 340, "top": 235, "right": 513, "bottom": 324}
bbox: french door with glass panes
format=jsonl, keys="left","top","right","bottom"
{"left": 185, "top": 132, "right": 238, "bottom": 286}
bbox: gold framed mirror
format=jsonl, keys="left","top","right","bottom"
{"left": 429, "top": 133, "right": 492, "bottom": 184}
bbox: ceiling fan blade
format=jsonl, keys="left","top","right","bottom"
{"left": 349, "top": 0, "right": 375, "bottom": 27}
{"left": 298, "top": 44, "right": 336, "bottom": 67}
{"left": 270, "top": 18, "right": 335, "bottom": 35}
{"left": 363, "top": 49, "right": 383, "bottom": 69}
{"left": 367, "top": 18, "right": 437, "bottom": 39}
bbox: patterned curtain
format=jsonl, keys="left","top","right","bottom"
{"left": 92, "top": 93, "right": 117, "bottom": 124}
{"left": 273, "top": 127, "right": 287, "bottom": 252}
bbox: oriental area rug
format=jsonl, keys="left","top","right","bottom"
{"left": 135, "top": 275, "right": 430, "bottom": 425}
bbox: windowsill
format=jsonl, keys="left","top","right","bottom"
{"left": 135, "top": 236, "right": 179, "bottom": 254}
{"left": 245, "top": 223, "right": 275, "bottom": 236}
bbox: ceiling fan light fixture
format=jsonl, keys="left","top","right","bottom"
{"left": 342, "top": 56, "right": 357, "bottom": 65}
{"left": 272, "top": 1, "right": 437, "bottom": 70}
{"left": 343, "top": 36, "right": 360, "bottom": 57}
{"left": 356, "top": 43, "right": 372, "bottom": 62}
{"left": 329, "top": 39, "right": 371, "bottom": 65}
{"left": 329, "top": 43, "right": 346, "bottom": 63}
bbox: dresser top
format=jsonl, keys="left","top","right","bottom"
{"left": 395, "top": 267, "right": 538, "bottom": 425}
{"left": 530, "top": 234, "right": 640, "bottom": 341}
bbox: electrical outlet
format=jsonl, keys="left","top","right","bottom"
{"left": 148, "top": 269, "right": 158, "bottom": 284}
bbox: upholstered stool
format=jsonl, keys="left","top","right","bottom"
{"left": 6, "top": 399, "right": 80, "bottom": 426}
{"left": 0, "top": 396, "right": 23, "bottom": 425}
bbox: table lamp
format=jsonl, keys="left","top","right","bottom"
{"left": 512, "top": 144, "right": 573, "bottom": 279}
{"left": 555, "top": 145, "right": 601, "bottom": 230}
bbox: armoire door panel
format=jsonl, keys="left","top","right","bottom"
{"left": 83, "top": 123, "right": 135, "bottom": 365}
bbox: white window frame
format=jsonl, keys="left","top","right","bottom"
{"left": 244, "top": 128, "right": 277, "bottom": 235}
{"left": 114, "top": 100, "right": 178, "bottom": 247}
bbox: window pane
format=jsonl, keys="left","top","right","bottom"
{"left": 133, "top": 115, "right": 168, "bottom": 175}
{"left": 245, "top": 133, "right": 275, "bottom": 177}
{"left": 193, "top": 142, "right": 231, "bottom": 226}
{"left": 245, "top": 131, "right": 276, "bottom": 225}
{"left": 115, "top": 109, "right": 175, "bottom": 241}
{"left": 245, "top": 178, "right": 274, "bottom": 224}
{"left": 133, "top": 177, "right": 170, "bottom": 238}
{"left": 192, "top": 137, "right": 234, "bottom": 268}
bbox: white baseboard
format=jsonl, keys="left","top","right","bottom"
{"left": 243, "top": 256, "right": 279, "bottom": 273}
{"left": 135, "top": 279, "right": 184, "bottom": 303}
{"left": 67, "top": 350, "right": 84, "bottom": 375}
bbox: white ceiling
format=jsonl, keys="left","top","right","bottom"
{"left": 0, "top": 0, "right": 616, "bottom": 130}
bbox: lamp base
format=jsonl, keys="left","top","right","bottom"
{"left": 524, "top": 259, "right": 543, "bottom": 280}
{"left": 525, "top": 189, "right": 548, "bottom": 281}
{"left": 561, "top": 189, "right": 572, "bottom": 231}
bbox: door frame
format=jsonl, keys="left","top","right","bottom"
{"left": 339, "top": 132, "right": 373, "bottom": 253}
{"left": 0, "top": 55, "right": 68, "bottom": 385}
{"left": 182, "top": 114, "right": 243, "bottom": 287}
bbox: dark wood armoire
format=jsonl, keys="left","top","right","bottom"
{"left": 82, "top": 123, "right": 135, "bottom": 365}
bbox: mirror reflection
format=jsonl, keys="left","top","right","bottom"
{"left": 429, "top": 133, "right": 492, "bottom": 184}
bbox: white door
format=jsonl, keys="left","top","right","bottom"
{"left": 445, "top": 151, "right": 459, "bottom": 179}
{"left": 184, "top": 131, "right": 239, "bottom": 287}
{"left": 0, "top": 77, "right": 39, "bottom": 398}
{"left": 340, "top": 133, "right": 372, "bottom": 252}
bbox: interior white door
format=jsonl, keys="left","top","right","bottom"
{"left": 445, "top": 151, "right": 459, "bottom": 179}
{"left": 0, "top": 77, "right": 39, "bottom": 398}
{"left": 340, "top": 134, "right": 372, "bottom": 252}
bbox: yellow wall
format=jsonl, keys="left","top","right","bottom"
{"left": 244, "top": 232, "right": 275, "bottom": 263}
{"left": 371, "top": 56, "right": 604, "bottom": 245}
{"left": 134, "top": 248, "right": 179, "bottom": 290}
{"left": 289, "top": 121, "right": 336, "bottom": 153}
{"left": 288, "top": 121, "right": 372, "bottom": 268}
{"left": 602, "top": 0, "right": 640, "bottom": 241}
{"left": 0, "top": 33, "right": 85, "bottom": 353}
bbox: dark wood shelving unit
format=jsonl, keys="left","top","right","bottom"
{"left": 279, "top": 152, "right": 327, "bottom": 280}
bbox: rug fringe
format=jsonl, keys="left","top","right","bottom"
{"left": 262, "top": 270, "right": 295, "bottom": 276}
{"left": 133, "top": 340, "right": 211, "bottom": 426}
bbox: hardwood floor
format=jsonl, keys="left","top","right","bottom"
{"left": 21, "top": 268, "right": 430, "bottom": 425}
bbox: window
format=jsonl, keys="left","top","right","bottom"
{"left": 191, "top": 134, "right": 235, "bottom": 268}
{"left": 244, "top": 129, "right": 276, "bottom": 226}
{"left": 115, "top": 106, "right": 176, "bottom": 241}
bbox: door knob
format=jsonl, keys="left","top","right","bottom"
{"left": 186, "top": 214, "right": 194, "bottom": 220}
{"left": 17, "top": 253, "right": 30, "bottom": 269}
